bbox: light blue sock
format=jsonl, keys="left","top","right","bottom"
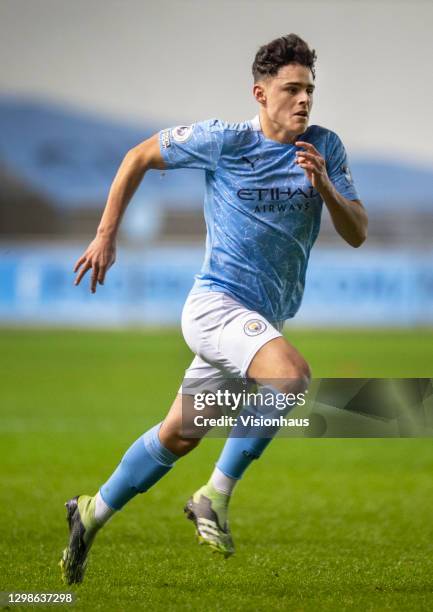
{"left": 100, "top": 422, "right": 179, "bottom": 510}
{"left": 216, "top": 385, "right": 295, "bottom": 480}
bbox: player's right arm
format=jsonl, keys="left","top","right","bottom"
{"left": 73, "top": 134, "right": 165, "bottom": 293}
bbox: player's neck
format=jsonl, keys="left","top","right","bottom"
{"left": 258, "top": 111, "right": 301, "bottom": 145}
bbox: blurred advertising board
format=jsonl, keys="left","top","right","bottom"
{"left": 0, "top": 244, "right": 432, "bottom": 327}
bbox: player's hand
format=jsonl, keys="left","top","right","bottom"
{"left": 73, "top": 235, "right": 117, "bottom": 293}
{"left": 295, "top": 141, "right": 331, "bottom": 192}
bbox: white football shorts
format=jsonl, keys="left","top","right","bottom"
{"left": 179, "top": 291, "right": 284, "bottom": 395}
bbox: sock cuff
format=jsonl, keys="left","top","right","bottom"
{"left": 143, "top": 422, "right": 179, "bottom": 466}
{"left": 210, "top": 465, "right": 238, "bottom": 494}
{"left": 215, "top": 461, "right": 243, "bottom": 481}
{"left": 98, "top": 488, "right": 117, "bottom": 511}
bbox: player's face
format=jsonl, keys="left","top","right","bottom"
{"left": 254, "top": 63, "right": 315, "bottom": 135}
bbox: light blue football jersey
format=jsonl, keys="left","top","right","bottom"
{"left": 159, "top": 116, "right": 359, "bottom": 321}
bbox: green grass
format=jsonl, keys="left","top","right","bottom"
{"left": 1, "top": 328, "right": 433, "bottom": 611}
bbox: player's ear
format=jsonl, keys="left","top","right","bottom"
{"left": 253, "top": 82, "right": 267, "bottom": 106}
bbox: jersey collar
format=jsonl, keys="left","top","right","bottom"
{"left": 250, "top": 115, "right": 261, "bottom": 131}
{"left": 249, "top": 114, "right": 311, "bottom": 143}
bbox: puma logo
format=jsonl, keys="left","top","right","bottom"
{"left": 242, "top": 155, "right": 260, "bottom": 170}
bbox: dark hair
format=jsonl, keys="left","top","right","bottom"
{"left": 252, "top": 34, "right": 317, "bottom": 82}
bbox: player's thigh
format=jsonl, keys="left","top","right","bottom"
{"left": 247, "top": 335, "right": 311, "bottom": 392}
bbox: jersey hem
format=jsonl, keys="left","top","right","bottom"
{"left": 188, "top": 284, "right": 290, "bottom": 324}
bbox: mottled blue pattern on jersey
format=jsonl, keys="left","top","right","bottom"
{"left": 159, "top": 117, "right": 359, "bottom": 321}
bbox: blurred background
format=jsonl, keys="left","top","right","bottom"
{"left": 0, "top": 0, "right": 432, "bottom": 328}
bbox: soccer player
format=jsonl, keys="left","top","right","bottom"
{"left": 60, "top": 33, "right": 367, "bottom": 583}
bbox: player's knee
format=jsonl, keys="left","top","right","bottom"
{"left": 172, "top": 432, "right": 201, "bottom": 455}
{"left": 298, "top": 359, "right": 312, "bottom": 387}
{"left": 274, "top": 358, "right": 311, "bottom": 394}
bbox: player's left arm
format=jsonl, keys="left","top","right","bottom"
{"left": 295, "top": 141, "right": 368, "bottom": 248}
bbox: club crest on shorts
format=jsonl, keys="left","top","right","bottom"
{"left": 244, "top": 319, "right": 267, "bottom": 336}
{"left": 172, "top": 125, "right": 194, "bottom": 143}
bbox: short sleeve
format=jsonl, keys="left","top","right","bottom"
{"left": 159, "top": 119, "right": 225, "bottom": 171}
{"left": 326, "top": 132, "right": 360, "bottom": 201}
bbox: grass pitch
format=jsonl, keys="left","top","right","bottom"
{"left": 1, "top": 328, "right": 433, "bottom": 611}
